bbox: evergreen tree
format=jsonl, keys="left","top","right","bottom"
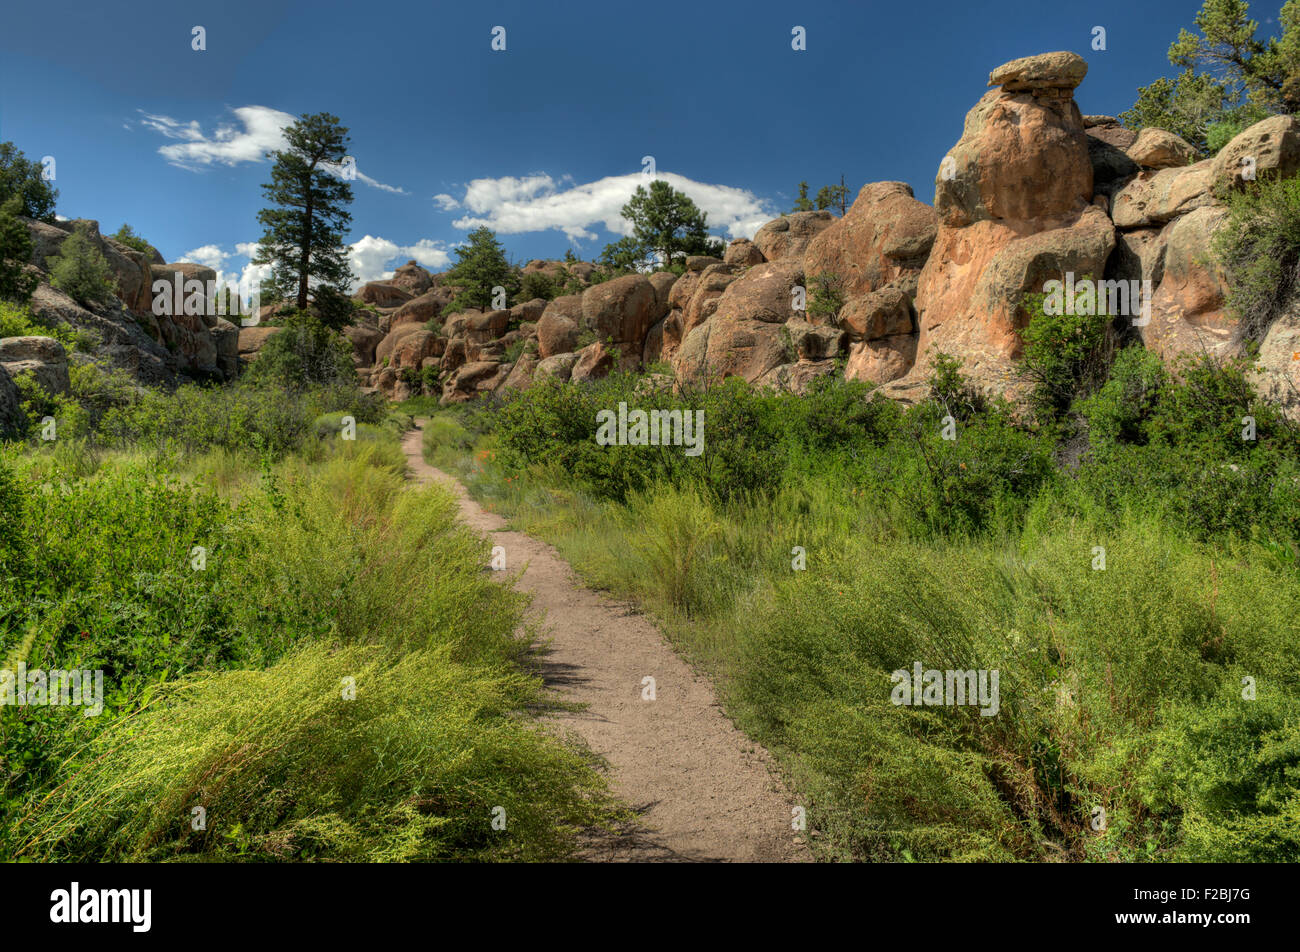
{"left": 49, "top": 222, "right": 116, "bottom": 306}
{"left": 444, "top": 226, "right": 518, "bottom": 312}
{"left": 1122, "top": 0, "right": 1300, "bottom": 154}
{"left": 252, "top": 113, "right": 354, "bottom": 315}
{"left": 0, "top": 142, "right": 57, "bottom": 222}
{"left": 792, "top": 181, "right": 814, "bottom": 212}
{"left": 618, "top": 180, "right": 722, "bottom": 270}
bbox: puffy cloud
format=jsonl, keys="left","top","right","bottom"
{"left": 441, "top": 171, "right": 774, "bottom": 242}
{"left": 348, "top": 235, "right": 452, "bottom": 288}
{"left": 432, "top": 193, "right": 460, "bottom": 211}
{"left": 138, "top": 106, "right": 404, "bottom": 192}
{"left": 179, "top": 244, "right": 229, "bottom": 270}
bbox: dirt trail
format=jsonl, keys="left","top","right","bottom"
{"left": 402, "top": 422, "right": 808, "bottom": 862}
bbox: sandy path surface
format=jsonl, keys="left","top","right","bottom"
{"left": 402, "top": 422, "right": 809, "bottom": 862}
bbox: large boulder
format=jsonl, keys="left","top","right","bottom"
{"left": 342, "top": 324, "right": 384, "bottom": 367}
{"left": 1211, "top": 115, "right": 1300, "bottom": 194}
{"left": 0, "top": 336, "right": 70, "bottom": 395}
{"left": 987, "top": 50, "right": 1088, "bottom": 91}
{"left": 803, "top": 181, "right": 937, "bottom": 300}
{"left": 237, "top": 326, "right": 282, "bottom": 359}
{"left": 1111, "top": 160, "right": 1214, "bottom": 228}
{"left": 389, "top": 260, "right": 434, "bottom": 296}
{"left": 27, "top": 283, "right": 176, "bottom": 386}
{"left": 535, "top": 352, "right": 580, "bottom": 383}
{"left": 581, "top": 273, "right": 662, "bottom": 350}
{"left": 1126, "top": 128, "right": 1198, "bottom": 169}
{"left": 937, "top": 54, "right": 1092, "bottom": 229}
{"left": 724, "top": 238, "right": 765, "bottom": 266}
{"left": 28, "top": 219, "right": 155, "bottom": 313}
{"left": 839, "top": 286, "right": 914, "bottom": 342}
{"left": 570, "top": 340, "right": 616, "bottom": 383}
{"left": 1140, "top": 206, "right": 1236, "bottom": 360}
{"left": 389, "top": 289, "right": 447, "bottom": 330}
{"left": 752, "top": 210, "right": 835, "bottom": 262}
{"left": 844, "top": 335, "right": 918, "bottom": 385}
{"left": 910, "top": 204, "right": 1115, "bottom": 388}
{"left": 672, "top": 260, "right": 804, "bottom": 386}
{"left": 538, "top": 295, "right": 584, "bottom": 357}
{"left": 1253, "top": 296, "right": 1300, "bottom": 419}
{"left": 354, "top": 281, "right": 413, "bottom": 308}
{"left": 499, "top": 354, "right": 539, "bottom": 392}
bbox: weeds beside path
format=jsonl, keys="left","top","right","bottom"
{"left": 402, "top": 420, "right": 809, "bottom": 862}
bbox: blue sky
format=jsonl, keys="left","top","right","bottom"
{"left": 0, "top": 0, "right": 1281, "bottom": 289}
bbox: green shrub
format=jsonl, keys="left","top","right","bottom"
{"left": 1018, "top": 287, "right": 1115, "bottom": 424}
{"left": 1212, "top": 173, "right": 1300, "bottom": 340}
{"left": 49, "top": 223, "right": 116, "bottom": 306}
{"left": 243, "top": 315, "right": 357, "bottom": 391}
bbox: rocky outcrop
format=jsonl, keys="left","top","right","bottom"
{"left": 581, "top": 274, "right": 664, "bottom": 351}
{"left": 0, "top": 336, "right": 71, "bottom": 395}
{"left": 882, "top": 51, "right": 1114, "bottom": 393}
{"left": 1127, "top": 128, "right": 1197, "bottom": 169}
{"left": 1210, "top": 114, "right": 1300, "bottom": 194}
{"left": 1139, "top": 206, "right": 1235, "bottom": 360}
{"left": 752, "top": 210, "right": 835, "bottom": 262}
{"left": 803, "top": 182, "right": 937, "bottom": 300}
{"left": 673, "top": 259, "right": 803, "bottom": 386}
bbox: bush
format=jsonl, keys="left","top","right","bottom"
{"left": 1018, "top": 288, "right": 1115, "bottom": 424}
{"left": 1, "top": 453, "right": 618, "bottom": 861}
{"left": 48, "top": 223, "right": 116, "bottom": 306}
{"left": 1212, "top": 173, "right": 1300, "bottom": 341}
{"left": 243, "top": 315, "right": 358, "bottom": 390}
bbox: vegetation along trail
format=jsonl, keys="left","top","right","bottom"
{"left": 402, "top": 420, "right": 808, "bottom": 862}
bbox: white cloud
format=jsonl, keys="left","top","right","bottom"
{"left": 179, "top": 244, "right": 230, "bottom": 270}
{"left": 442, "top": 171, "right": 774, "bottom": 242}
{"left": 432, "top": 193, "right": 460, "bottom": 211}
{"left": 140, "top": 106, "right": 293, "bottom": 169}
{"left": 348, "top": 235, "right": 452, "bottom": 288}
{"left": 138, "top": 106, "right": 405, "bottom": 192}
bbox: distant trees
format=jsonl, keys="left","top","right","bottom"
{"left": 792, "top": 177, "right": 851, "bottom": 215}
{"left": 252, "top": 113, "right": 354, "bottom": 316}
{"left": 444, "top": 226, "right": 518, "bottom": 312}
{"left": 1121, "top": 0, "right": 1300, "bottom": 154}
{"left": 0, "top": 142, "right": 57, "bottom": 222}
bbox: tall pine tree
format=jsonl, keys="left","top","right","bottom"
{"left": 252, "top": 113, "right": 354, "bottom": 316}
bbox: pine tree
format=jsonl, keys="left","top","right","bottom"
{"left": 792, "top": 181, "right": 814, "bottom": 212}
{"left": 0, "top": 142, "right": 58, "bottom": 222}
{"left": 49, "top": 222, "right": 116, "bottom": 306}
{"left": 252, "top": 113, "right": 354, "bottom": 316}
{"left": 619, "top": 180, "right": 722, "bottom": 271}
{"left": 444, "top": 227, "right": 518, "bottom": 312}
